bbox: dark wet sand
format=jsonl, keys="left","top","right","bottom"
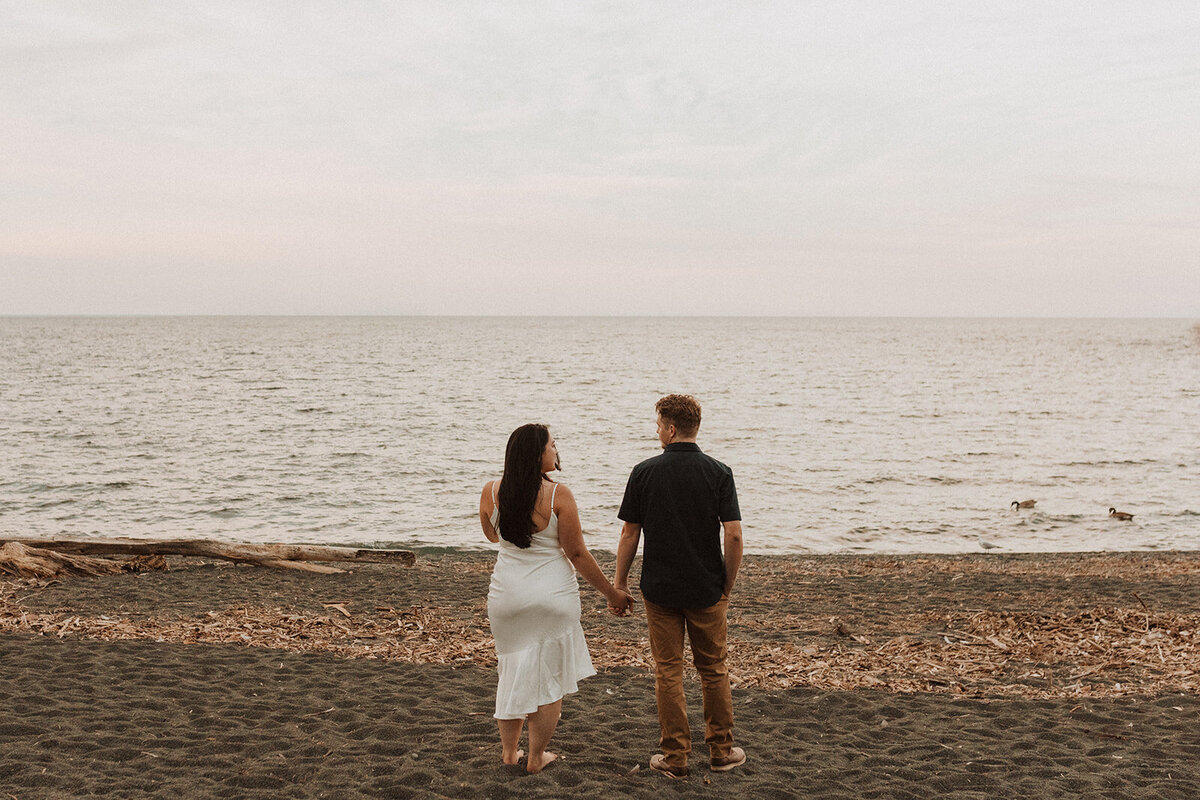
{"left": 3, "top": 551, "right": 1200, "bottom": 799}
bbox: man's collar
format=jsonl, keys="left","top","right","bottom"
{"left": 664, "top": 442, "right": 701, "bottom": 452}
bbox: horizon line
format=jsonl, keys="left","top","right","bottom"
{"left": 1, "top": 313, "right": 1197, "bottom": 321}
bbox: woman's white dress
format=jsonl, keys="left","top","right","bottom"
{"left": 487, "top": 484, "right": 596, "bottom": 719}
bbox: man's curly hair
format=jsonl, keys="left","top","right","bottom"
{"left": 656, "top": 394, "right": 701, "bottom": 437}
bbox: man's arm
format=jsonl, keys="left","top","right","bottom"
{"left": 614, "top": 521, "right": 641, "bottom": 593}
{"left": 722, "top": 520, "right": 743, "bottom": 596}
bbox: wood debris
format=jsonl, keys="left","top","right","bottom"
{"left": 3, "top": 551, "right": 1199, "bottom": 701}
{"left": 0, "top": 537, "right": 416, "bottom": 575}
{"left": 0, "top": 542, "right": 125, "bottom": 579}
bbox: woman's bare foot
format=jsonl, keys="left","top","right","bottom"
{"left": 502, "top": 748, "right": 524, "bottom": 766}
{"left": 526, "top": 751, "right": 558, "bottom": 774}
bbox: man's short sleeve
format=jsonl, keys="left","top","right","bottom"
{"left": 718, "top": 468, "right": 741, "bottom": 522}
{"left": 618, "top": 470, "right": 642, "bottom": 523}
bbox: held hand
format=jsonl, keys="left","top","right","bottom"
{"left": 607, "top": 589, "right": 636, "bottom": 617}
{"left": 620, "top": 590, "right": 637, "bottom": 614}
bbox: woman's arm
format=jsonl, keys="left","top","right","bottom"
{"left": 479, "top": 481, "right": 499, "bottom": 543}
{"left": 554, "top": 484, "right": 633, "bottom": 612}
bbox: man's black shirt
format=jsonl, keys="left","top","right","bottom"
{"left": 618, "top": 442, "right": 741, "bottom": 608}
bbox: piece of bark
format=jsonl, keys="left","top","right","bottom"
{"left": 122, "top": 554, "right": 169, "bottom": 572}
{"left": 256, "top": 559, "right": 345, "bottom": 574}
{"left": 0, "top": 542, "right": 125, "bottom": 579}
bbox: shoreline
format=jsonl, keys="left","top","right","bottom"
{"left": 3, "top": 550, "right": 1199, "bottom": 798}
{"left": 370, "top": 543, "right": 1200, "bottom": 557}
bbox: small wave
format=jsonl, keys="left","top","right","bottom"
{"left": 208, "top": 508, "right": 241, "bottom": 518}
{"left": 25, "top": 481, "right": 136, "bottom": 494}
{"left": 853, "top": 474, "right": 964, "bottom": 487}
{"left": 861, "top": 476, "right": 903, "bottom": 485}
{"left": 35, "top": 498, "right": 74, "bottom": 508}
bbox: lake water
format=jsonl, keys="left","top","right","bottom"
{"left": 1, "top": 316, "right": 1197, "bottom": 554}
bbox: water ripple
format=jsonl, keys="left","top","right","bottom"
{"left": 1, "top": 316, "right": 1197, "bottom": 554}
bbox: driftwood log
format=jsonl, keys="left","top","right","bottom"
{"left": 0, "top": 541, "right": 127, "bottom": 579}
{"left": 0, "top": 537, "right": 416, "bottom": 578}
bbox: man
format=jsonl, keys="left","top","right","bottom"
{"left": 613, "top": 394, "right": 745, "bottom": 777}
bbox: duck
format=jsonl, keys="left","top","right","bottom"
{"left": 1109, "top": 507, "right": 1134, "bottom": 521}
{"left": 1011, "top": 499, "right": 1036, "bottom": 510}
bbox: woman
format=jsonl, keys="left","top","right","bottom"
{"left": 479, "top": 424, "right": 633, "bottom": 774}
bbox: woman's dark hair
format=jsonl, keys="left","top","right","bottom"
{"left": 497, "top": 423, "right": 557, "bottom": 548}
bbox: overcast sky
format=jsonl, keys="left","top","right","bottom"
{"left": 2, "top": 2, "right": 1197, "bottom": 316}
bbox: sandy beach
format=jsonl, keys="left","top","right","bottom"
{"left": 3, "top": 550, "right": 1200, "bottom": 798}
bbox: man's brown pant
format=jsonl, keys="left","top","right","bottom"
{"left": 643, "top": 595, "right": 735, "bottom": 769}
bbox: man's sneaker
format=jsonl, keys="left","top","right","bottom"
{"left": 649, "top": 754, "right": 688, "bottom": 778}
{"left": 710, "top": 747, "right": 747, "bottom": 772}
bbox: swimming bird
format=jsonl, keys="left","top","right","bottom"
{"left": 1011, "top": 499, "right": 1036, "bottom": 510}
{"left": 1109, "top": 507, "right": 1134, "bottom": 521}
{"left": 977, "top": 536, "right": 1001, "bottom": 550}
